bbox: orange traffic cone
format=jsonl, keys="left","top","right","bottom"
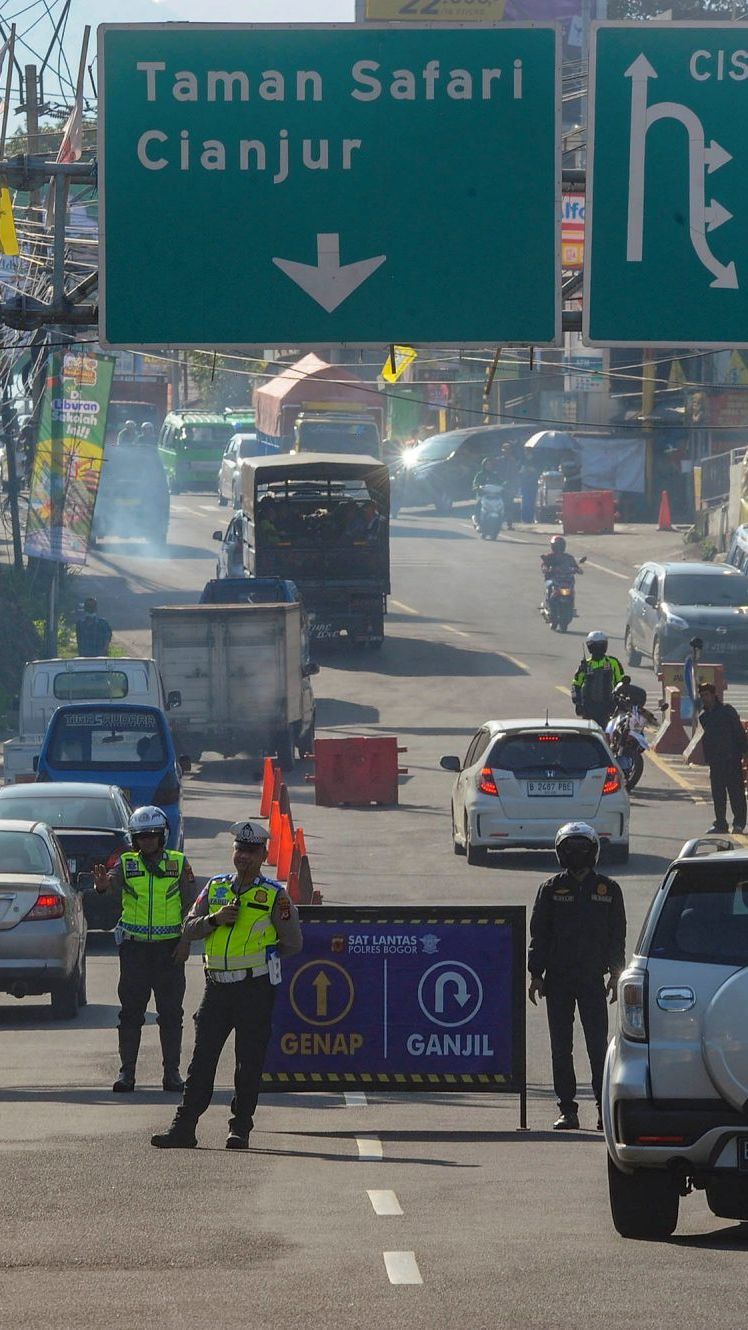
{"left": 293, "top": 826, "right": 307, "bottom": 859}
{"left": 278, "top": 782, "right": 294, "bottom": 831}
{"left": 311, "top": 888, "right": 323, "bottom": 906}
{"left": 297, "top": 856, "right": 315, "bottom": 905}
{"left": 657, "top": 490, "right": 673, "bottom": 532}
{"left": 286, "top": 850, "right": 302, "bottom": 903}
{"left": 267, "top": 800, "right": 281, "bottom": 866}
{"left": 276, "top": 814, "right": 294, "bottom": 881}
{"left": 259, "top": 756, "right": 279, "bottom": 818}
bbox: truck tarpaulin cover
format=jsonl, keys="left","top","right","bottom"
{"left": 253, "top": 354, "right": 378, "bottom": 439}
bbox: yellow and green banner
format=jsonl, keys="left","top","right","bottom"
{"left": 25, "top": 350, "right": 115, "bottom": 564}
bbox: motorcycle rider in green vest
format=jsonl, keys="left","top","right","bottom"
{"left": 572, "top": 630, "right": 625, "bottom": 730}
{"left": 93, "top": 805, "right": 197, "bottom": 1093}
{"left": 151, "top": 819, "right": 302, "bottom": 1151}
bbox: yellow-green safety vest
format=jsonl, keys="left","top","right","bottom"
{"left": 203, "top": 874, "right": 280, "bottom": 972}
{"left": 119, "top": 850, "right": 185, "bottom": 942}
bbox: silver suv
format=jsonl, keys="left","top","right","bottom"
{"left": 603, "top": 838, "right": 748, "bottom": 1238}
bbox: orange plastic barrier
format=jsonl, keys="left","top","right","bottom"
{"left": 562, "top": 490, "right": 615, "bottom": 536}
{"left": 307, "top": 736, "right": 408, "bottom": 807}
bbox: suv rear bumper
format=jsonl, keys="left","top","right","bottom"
{"left": 607, "top": 1098, "right": 748, "bottom": 1173}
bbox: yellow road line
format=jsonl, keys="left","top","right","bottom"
{"left": 501, "top": 652, "right": 529, "bottom": 673}
{"left": 390, "top": 599, "right": 420, "bottom": 616}
{"left": 646, "top": 748, "right": 703, "bottom": 794}
{"left": 555, "top": 685, "right": 569, "bottom": 697}
{"left": 441, "top": 624, "right": 471, "bottom": 638}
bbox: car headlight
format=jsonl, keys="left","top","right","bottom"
{"left": 664, "top": 614, "right": 689, "bottom": 630}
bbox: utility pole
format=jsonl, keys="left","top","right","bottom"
{"left": 170, "top": 351, "right": 181, "bottom": 411}
{"left": 2, "top": 384, "right": 23, "bottom": 572}
{"left": 24, "top": 64, "right": 40, "bottom": 208}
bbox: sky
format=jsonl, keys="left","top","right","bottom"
{"left": 172, "top": 1, "right": 354, "bottom": 16}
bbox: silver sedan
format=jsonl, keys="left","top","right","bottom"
{"left": 0, "top": 820, "right": 87, "bottom": 1019}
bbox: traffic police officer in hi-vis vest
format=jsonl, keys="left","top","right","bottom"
{"left": 572, "top": 630, "right": 624, "bottom": 730}
{"left": 151, "top": 819, "right": 302, "bottom": 1151}
{"left": 93, "top": 806, "right": 197, "bottom": 1093}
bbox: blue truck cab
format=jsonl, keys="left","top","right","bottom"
{"left": 36, "top": 702, "right": 188, "bottom": 849}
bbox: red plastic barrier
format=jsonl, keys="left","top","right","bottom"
{"left": 308, "top": 736, "right": 408, "bottom": 807}
{"left": 562, "top": 490, "right": 615, "bottom": 535}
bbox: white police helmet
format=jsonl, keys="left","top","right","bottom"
{"left": 231, "top": 820, "right": 270, "bottom": 848}
{"left": 586, "top": 630, "right": 608, "bottom": 649}
{"left": 128, "top": 806, "right": 169, "bottom": 836}
{"left": 555, "top": 821, "right": 600, "bottom": 871}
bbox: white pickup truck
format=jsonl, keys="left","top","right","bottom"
{"left": 2, "top": 657, "right": 178, "bottom": 785}
{"left": 150, "top": 601, "right": 317, "bottom": 769}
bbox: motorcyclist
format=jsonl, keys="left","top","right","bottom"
{"left": 472, "top": 454, "right": 505, "bottom": 523}
{"left": 572, "top": 631, "right": 625, "bottom": 728}
{"left": 116, "top": 419, "right": 139, "bottom": 447}
{"left": 139, "top": 420, "right": 158, "bottom": 445}
{"left": 541, "top": 535, "right": 583, "bottom": 581}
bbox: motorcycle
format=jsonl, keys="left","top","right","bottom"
{"left": 471, "top": 483, "right": 505, "bottom": 540}
{"left": 541, "top": 556, "right": 586, "bottom": 632}
{"left": 605, "top": 684, "right": 664, "bottom": 793}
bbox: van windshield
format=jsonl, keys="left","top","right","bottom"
{"left": 53, "top": 670, "right": 129, "bottom": 701}
{"left": 650, "top": 866, "right": 748, "bottom": 966}
{"left": 180, "top": 425, "right": 232, "bottom": 446}
{"left": 297, "top": 421, "right": 380, "bottom": 455}
{"left": 663, "top": 573, "right": 748, "bottom": 607}
{"left": 46, "top": 710, "right": 167, "bottom": 772}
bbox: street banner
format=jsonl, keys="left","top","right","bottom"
{"left": 25, "top": 349, "right": 115, "bottom": 564}
{"left": 263, "top": 905, "right": 527, "bottom": 1123}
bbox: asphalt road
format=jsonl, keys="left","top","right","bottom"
{"left": 2, "top": 495, "right": 746, "bottom": 1329}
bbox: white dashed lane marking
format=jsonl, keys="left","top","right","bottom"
{"left": 367, "top": 1190, "right": 403, "bottom": 1216}
{"left": 357, "top": 1136, "right": 383, "bottom": 1160}
{"left": 383, "top": 1252, "right": 423, "bottom": 1285}
{"left": 344, "top": 1092, "right": 368, "bottom": 1108}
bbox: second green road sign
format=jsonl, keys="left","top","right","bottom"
{"left": 98, "top": 24, "right": 560, "bottom": 349}
{"left": 585, "top": 22, "right": 748, "bottom": 349}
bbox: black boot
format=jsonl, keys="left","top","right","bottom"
{"left": 113, "top": 1028, "right": 141, "bottom": 1093}
{"left": 160, "top": 1024, "right": 184, "bottom": 1093}
{"left": 151, "top": 1110, "right": 197, "bottom": 1149}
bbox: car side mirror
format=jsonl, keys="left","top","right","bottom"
{"left": 440, "top": 755, "right": 461, "bottom": 772}
{"left": 167, "top": 689, "right": 182, "bottom": 709}
{"left": 645, "top": 594, "right": 657, "bottom": 607}
{"left": 179, "top": 754, "right": 192, "bottom": 773}
{"left": 302, "top": 661, "right": 320, "bottom": 677}
{"left": 212, "top": 530, "right": 223, "bottom": 541}
{"left": 76, "top": 870, "right": 94, "bottom": 892}
{"left": 32, "top": 755, "right": 38, "bottom": 772}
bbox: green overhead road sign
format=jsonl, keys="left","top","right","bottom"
{"left": 98, "top": 24, "right": 560, "bottom": 349}
{"left": 585, "top": 22, "right": 748, "bottom": 349}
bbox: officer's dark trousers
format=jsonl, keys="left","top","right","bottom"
{"left": 180, "top": 975, "right": 275, "bottom": 1136}
{"left": 118, "top": 939, "right": 186, "bottom": 1040}
{"left": 544, "top": 971, "right": 608, "bottom": 1113}
{"left": 709, "top": 758, "right": 747, "bottom": 830}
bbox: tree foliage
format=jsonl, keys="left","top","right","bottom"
{"left": 608, "top": 0, "right": 734, "bottom": 16}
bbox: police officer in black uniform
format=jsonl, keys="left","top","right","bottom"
{"left": 528, "top": 822, "right": 626, "bottom": 1131}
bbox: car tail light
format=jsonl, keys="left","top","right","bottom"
{"left": 602, "top": 765, "right": 621, "bottom": 795}
{"left": 478, "top": 767, "right": 499, "bottom": 796}
{"left": 619, "top": 975, "right": 647, "bottom": 1042}
{"left": 27, "top": 891, "right": 65, "bottom": 921}
{"left": 536, "top": 735, "right": 559, "bottom": 742}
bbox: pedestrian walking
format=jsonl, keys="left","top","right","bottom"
{"left": 528, "top": 822, "right": 626, "bottom": 1131}
{"left": 151, "top": 819, "right": 302, "bottom": 1151}
{"left": 75, "top": 596, "right": 112, "bottom": 657}
{"left": 92, "top": 806, "right": 197, "bottom": 1092}
{"left": 698, "top": 682, "right": 747, "bottom": 834}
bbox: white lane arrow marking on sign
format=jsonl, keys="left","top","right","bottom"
{"left": 272, "top": 233, "right": 386, "bottom": 313}
{"left": 434, "top": 970, "right": 471, "bottom": 1013}
{"left": 704, "top": 140, "right": 732, "bottom": 174}
{"left": 625, "top": 53, "right": 657, "bottom": 264}
{"left": 705, "top": 200, "right": 733, "bottom": 233}
{"left": 624, "top": 54, "right": 738, "bottom": 289}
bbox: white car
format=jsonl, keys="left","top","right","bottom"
{"left": 217, "top": 432, "right": 262, "bottom": 509}
{"left": 604, "top": 838, "right": 748, "bottom": 1239}
{"left": 441, "top": 717, "right": 629, "bottom": 866}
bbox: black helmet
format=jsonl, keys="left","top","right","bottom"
{"left": 555, "top": 822, "right": 600, "bottom": 873}
{"left": 550, "top": 535, "right": 566, "bottom": 554}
